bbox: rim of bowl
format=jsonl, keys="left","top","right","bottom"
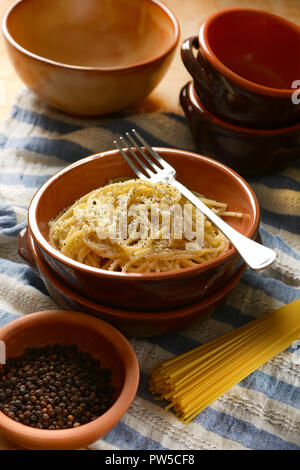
{"left": 189, "top": 82, "right": 300, "bottom": 134}
{"left": 0, "top": 310, "right": 139, "bottom": 446}
{"left": 29, "top": 232, "right": 246, "bottom": 319}
{"left": 2, "top": 0, "right": 180, "bottom": 73}
{"left": 199, "top": 8, "right": 300, "bottom": 97}
{"left": 28, "top": 148, "right": 260, "bottom": 281}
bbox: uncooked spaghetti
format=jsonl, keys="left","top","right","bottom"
{"left": 149, "top": 299, "right": 300, "bottom": 423}
{"left": 48, "top": 179, "right": 241, "bottom": 273}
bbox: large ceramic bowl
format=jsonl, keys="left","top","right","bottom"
{"left": 2, "top": 0, "right": 179, "bottom": 116}
{"left": 181, "top": 9, "right": 300, "bottom": 129}
{"left": 0, "top": 310, "right": 139, "bottom": 449}
{"left": 180, "top": 82, "right": 300, "bottom": 176}
{"left": 18, "top": 227, "right": 246, "bottom": 338}
{"left": 27, "top": 147, "right": 260, "bottom": 311}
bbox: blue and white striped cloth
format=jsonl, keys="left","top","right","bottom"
{"left": 0, "top": 89, "right": 299, "bottom": 450}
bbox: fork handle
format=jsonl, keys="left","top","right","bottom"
{"left": 173, "top": 181, "right": 277, "bottom": 271}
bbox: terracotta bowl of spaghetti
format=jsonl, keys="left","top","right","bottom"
{"left": 27, "top": 148, "right": 260, "bottom": 311}
{"left": 18, "top": 227, "right": 246, "bottom": 337}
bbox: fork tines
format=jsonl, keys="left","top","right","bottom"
{"left": 113, "top": 129, "right": 171, "bottom": 179}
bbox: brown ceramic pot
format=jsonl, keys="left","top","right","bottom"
{"left": 0, "top": 310, "right": 139, "bottom": 449}
{"left": 27, "top": 148, "right": 260, "bottom": 311}
{"left": 18, "top": 227, "right": 246, "bottom": 338}
{"left": 2, "top": 0, "right": 179, "bottom": 116}
{"left": 181, "top": 9, "right": 300, "bottom": 129}
{"left": 180, "top": 82, "right": 300, "bottom": 177}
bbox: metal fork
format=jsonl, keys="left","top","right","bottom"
{"left": 114, "top": 129, "right": 277, "bottom": 271}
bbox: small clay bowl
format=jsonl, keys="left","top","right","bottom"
{"left": 18, "top": 227, "right": 246, "bottom": 338}
{"left": 180, "top": 82, "right": 300, "bottom": 177}
{"left": 2, "top": 0, "right": 179, "bottom": 116}
{"left": 27, "top": 147, "right": 260, "bottom": 311}
{"left": 0, "top": 309, "right": 139, "bottom": 450}
{"left": 181, "top": 9, "right": 300, "bottom": 129}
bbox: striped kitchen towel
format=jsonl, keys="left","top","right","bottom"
{"left": 0, "top": 88, "right": 299, "bottom": 450}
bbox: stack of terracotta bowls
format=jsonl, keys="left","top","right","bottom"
{"left": 19, "top": 148, "right": 261, "bottom": 338}
{"left": 180, "top": 8, "right": 300, "bottom": 176}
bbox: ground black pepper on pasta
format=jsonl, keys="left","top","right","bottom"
{"left": 0, "top": 344, "right": 115, "bottom": 429}
{"left": 48, "top": 179, "right": 237, "bottom": 273}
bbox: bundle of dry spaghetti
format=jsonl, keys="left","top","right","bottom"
{"left": 149, "top": 299, "right": 300, "bottom": 423}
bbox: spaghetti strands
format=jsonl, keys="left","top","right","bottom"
{"left": 49, "top": 179, "right": 241, "bottom": 273}
{"left": 149, "top": 299, "right": 300, "bottom": 423}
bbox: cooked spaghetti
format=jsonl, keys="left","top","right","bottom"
{"left": 48, "top": 179, "right": 241, "bottom": 273}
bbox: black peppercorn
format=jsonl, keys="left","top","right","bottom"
{"left": 0, "top": 344, "right": 115, "bottom": 430}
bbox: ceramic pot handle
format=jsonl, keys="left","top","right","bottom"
{"left": 18, "top": 226, "right": 38, "bottom": 273}
{"left": 179, "top": 82, "right": 194, "bottom": 120}
{"left": 181, "top": 36, "right": 213, "bottom": 95}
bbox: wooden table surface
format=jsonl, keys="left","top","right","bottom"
{"left": 0, "top": 0, "right": 299, "bottom": 451}
{"left": 0, "top": 0, "right": 300, "bottom": 122}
